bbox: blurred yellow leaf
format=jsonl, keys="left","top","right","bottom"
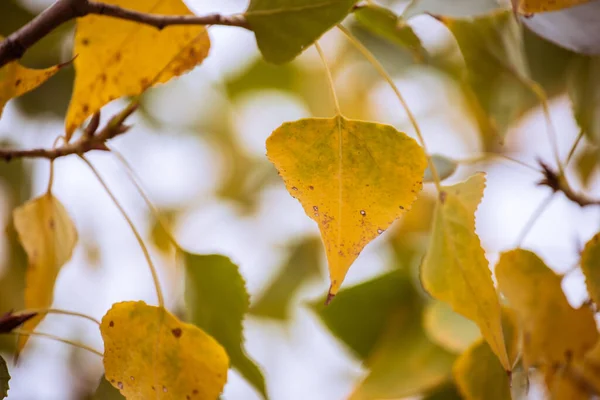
{"left": 13, "top": 193, "right": 77, "bottom": 353}
{"left": 421, "top": 173, "right": 510, "bottom": 370}
{"left": 100, "top": 301, "right": 228, "bottom": 400}
{"left": 267, "top": 116, "right": 426, "bottom": 296}
{"left": 424, "top": 301, "right": 481, "bottom": 354}
{"left": 496, "top": 249, "right": 598, "bottom": 369}
{"left": 0, "top": 39, "right": 61, "bottom": 117}
{"left": 65, "top": 0, "right": 211, "bottom": 137}
{"left": 581, "top": 232, "right": 600, "bottom": 307}
{"left": 245, "top": 0, "right": 356, "bottom": 64}
{"left": 516, "top": 0, "right": 592, "bottom": 13}
{"left": 568, "top": 56, "right": 600, "bottom": 145}
{"left": 548, "top": 369, "right": 592, "bottom": 400}
{"left": 453, "top": 308, "right": 519, "bottom": 400}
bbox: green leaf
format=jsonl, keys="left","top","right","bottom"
{"left": 354, "top": 5, "right": 427, "bottom": 61}
{"left": 88, "top": 376, "right": 125, "bottom": 400}
{"left": 424, "top": 154, "right": 458, "bottom": 183}
{"left": 420, "top": 173, "right": 510, "bottom": 370}
{"left": 581, "top": 232, "right": 600, "bottom": 306}
{"left": 250, "top": 237, "right": 323, "bottom": 321}
{"left": 443, "top": 10, "right": 536, "bottom": 141}
{"left": 568, "top": 56, "right": 600, "bottom": 144}
{"left": 403, "top": 0, "right": 506, "bottom": 19}
{"left": 184, "top": 253, "right": 268, "bottom": 399}
{"left": 424, "top": 301, "right": 481, "bottom": 354}
{"left": 245, "top": 0, "right": 358, "bottom": 64}
{"left": 0, "top": 355, "right": 9, "bottom": 399}
{"left": 311, "top": 271, "right": 455, "bottom": 399}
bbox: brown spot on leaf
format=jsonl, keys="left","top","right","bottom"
{"left": 48, "top": 219, "right": 55, "bottom": 229}
{"left": 172, "top": 328, "right": 182, "bottom": 338}
{"left": 15, "top": 79, "right": 21, "bottom": 87}
{"left": 81, "top": 38, "right": 90, "bottom": 46}
{"left": 109, "top": 321, "right": 114, "bottom": 327}
{"left": 82, "top": 104, "right": 89, "bottom": 113}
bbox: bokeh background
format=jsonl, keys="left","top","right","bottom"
{"left": 1, "top": 0, "right": 599, "bottom": 399}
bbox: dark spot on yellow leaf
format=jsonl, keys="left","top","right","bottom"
{"left": 111, "top": 379, "right": 115, "bottom": 383}
{"left": 193, "top": 389, "right": 198, "bottom": 395}
{"left": 82, "top": 38, "right": 90, "bottom": 46}
{"left": 15, "top": 79, "right": 22, "bottom": 87}
{"left": 99, "top": 74, "right": 107, "bottom": 83}
{"left": 313, "top": 206, "right": 318, "bottom": 211}
{"left": 172, "top": 327, "right": 182, "bottom": 338}
{"left": 309, "top": 185, "right": 314, "bottom": 190}
{"left": 439, "top": 191, "right": 447, "bottom": 204}
{"left": 115, "top": 52, "right": 122, "bottom": 62}
{"left": 152, "top": 386, "right": 155, "bottom": 391}
{"left": 109, "top": 320, "right": 114, "bottom": 327}
{"left": 82, "top": 104, "right": 89, "bottom": 113}
{"left": 292, "top": 187, "right": 298, "bottom": 191}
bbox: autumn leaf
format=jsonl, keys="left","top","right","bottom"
{"left": 0, "top": 35, "right": 62, "bottom": 117}
{"left": 453, "top": 308, "right": 519, "bottom": 400}
{"left": 515, "top": 0, "right": 592, "bottom": 14}
{"left": 496, "top": 249, "right": 598, "bottom": 370}
{"left": 100, "top": 301, "right": 228, "bottom": 400}
{"left": 420, "top": 173, "right": 510, "bottom": 370}
{"left": 581, "top": 232, "right": 600, "bottom": 307}
{"left": 423, "top": 301, "right": 481, "bottom": 354}
{"left": 245, "top": 0, "right": 357, "bottom": 64}
{"left": 267, "top": 116, "right": 426, "bottom": 296}
{"left": 0, "top": 355, "right": 8, "bottom": 400}
{"left": 13, "top": 193, "right": 78, "bottom": 353}
{"left": 424, "top": 155, "right": 458, "bottom": 183}
{"left": 65, "top": 0, "right": 211, "bottom": 138}
{"left": 354, "top": 4, "right": 427, "bottom": 61}
{"left": 184, "top": 253, "right": 267, "bottom": 399}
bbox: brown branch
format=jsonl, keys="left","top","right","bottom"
{"left": 0, "top": 0, "right": 250, "bottom": 68}
{"left": 0, "top": 103, "right": 137, "bottom": 162}
{"left": 538, "top": 161, "right": 600, "bottom": 207}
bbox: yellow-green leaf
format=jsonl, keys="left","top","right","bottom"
{"left": 100, "top": 301, "right": 228, "bottom": 400}
{"left": 0, "top": 45, "right": 61, "bottom": 117}
{"left": 581, "top": 232, "right": 600, "bottom": 307}
{"left": 420, "top": 173, "right": 510, "bottom": 370}
{"left": 354, "top": 5, "right": 427, "bottom": 61}
{"left": 568, "top": 56, "right": 600, "bottom": 145}
{"left": 245, "top": 0, "right": 357, "bottom": 64}
{"left": 267, "top": 116, "right": 426, "bottom": 296}
{"left": 184, "top": 253, "right": 267, "bottom": 399}
{"left": 453, "top": 308, "right": 519, "bottom": 400}
{"left": 495, "top": 249, "right": 598, "bottom": 369}
{"left": 13, "top": 193, "right": 78, "bottom": 353}
{"left": 515, "top": 0, "right": 592, "bottom": 14}
{"left": 65, "top": 0, "right": 211, "bottom": 137}
{"left": 425, "top": 154, "right": 458, "bottom": 183}
{"left": 424, "top": 301, "right": 481, "bottom": 354}
{"left": 0, "top": 355, "right": 8, "bottom": 400}
{"left": 403, "top": 0, "right": 504, "bottom": 19}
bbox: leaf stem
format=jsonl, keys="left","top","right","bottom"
{"left": 337, "top": 24, "right": 442, "bottom": 192}
{"left": 14, "top": 308, "right": 100, "bottom": 326}
{"left": 315, "top": 42, "right": 342, "bottom": 116}
{"left": 79, "top": 155, "right": 165, "bottom": 308}
{"left": 565, "top": 128, "right": 585, "bottom": 167}
{"left": 458, "top": 153, "right": 540, "bottom": 173}
{"left": 108, "top": 147, "right": 181, "bottom": 250}
{"left": 514, "top": 194, "right": 554, "bottom": 247}
{"left": 9, "top": 329, "right": 103, "bottom": 357}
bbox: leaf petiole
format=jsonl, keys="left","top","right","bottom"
{"left": 9, "top": 329, "right": 103, "bottom": 357}
{"left": 315, "top": 42, "right": 342, "bottom": 116}
{"left": 14, "top": 308, "right": 100, "bottom": 326}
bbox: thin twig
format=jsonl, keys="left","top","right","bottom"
{"left": 538, "top": 161, "right": 600, "bottom": 207}
{"left": 565, "top": 128, "right": 586, "bottom": 167}
{"left": 0, "top": 104, "right": 136, "bottom": 162}
{"left": 514, "top": 193, "right": 555, "bottom": 247}
{"left": 15, "top": 308, "right": 101, "bottom": 326}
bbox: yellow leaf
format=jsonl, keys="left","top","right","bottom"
{"left": 266, "top": 116, "right": 426, "bottom": 295}
{"left": 0, "top": 44, "right": 61, "bottom": 117}
{"left": 65, "top": 0, "right": 211, "bottom": 138}
{"left": 495, "top": 249, "right": 598, "bottom": 369}
{"left": 515, "top": 0, "right": 591, "bottom": 13}
{"left": 100, "top": 301, "right": 228, "bottom": 400}
{"left": 581, "top": 232, "right": 600, "bottom": 306}
{"left": 420, "top": 173, "right": 510, "bottom": 370}
{"left": 423, "top": 301, "right": 481, "bottom": 354}
{"left": 13, "top": 193, "right": 78, "bottom": 352}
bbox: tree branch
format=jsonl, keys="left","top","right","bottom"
{"left": 0, "top": 0, "right": 250, "bottom": 68}
{"left": 0, "top": 103, "right": 137, "bottom": 162}
{"left": 538, "top": 161, "right": 600, "bottom": 207}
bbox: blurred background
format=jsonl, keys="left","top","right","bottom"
{"left": 1, "top": 0, "right": 599, "bottom": 398}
